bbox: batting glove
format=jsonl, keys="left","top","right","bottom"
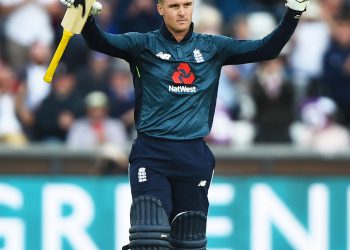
{"left": 90, "top": 2, "right": 102, "bottom": 15}
{"left": 285, "top": 0, "right": 309, "bottom": 12}
{"left": 60, "top": 0, "right": 74, "bottom": 7}
{"left": 59, "top": 0, "right": 102, "bottom": 15}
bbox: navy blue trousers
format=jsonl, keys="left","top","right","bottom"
{"left": 128, "top": 133, "right": 215, "bottom": 222}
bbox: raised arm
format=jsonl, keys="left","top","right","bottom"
{"left": 81, "top": 17, "right": 145, "bottom": 62}
{"left": 60, "top": 0, "right": 145, "bottom": 62}
{"left": 216, "top": 1, "right": 308, "bottom": 65}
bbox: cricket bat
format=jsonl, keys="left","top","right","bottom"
{"left": 43, "top": 0, "right": 95, "bottom": 83}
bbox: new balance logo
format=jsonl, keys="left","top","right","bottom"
{"left": 156, "top": 52, "right": 171, "bottom": 60}
{"left": 198, "top": 180, "right": 207, "bottom": 187}
{"left": 138, "top": 168, "right": 147, "bottom": 183}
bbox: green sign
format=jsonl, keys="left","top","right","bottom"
{"left": 0, "top": 176, "right": 349, "bottom": 250}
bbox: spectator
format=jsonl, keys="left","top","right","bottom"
{"left": 248, "top": 0, "right": 285, "bottom": 19}
{"left": 19, "top": 42, "right": 52, "bottom": 111}
{"left": 291, "top": 97, "right": 350, "bottom": 155}
{"left": 112, "top": 0, "right": 162, "bottom": 33}
{"left": 197, "top": 4, "right": 242, "bottom": 120}
{"left": 60, "top": 36, "right": 90, "bottom": 74}
{"left": 246, "top": 11, "right": 277, "bottom": 39}
{"left": 107, "top": 60, "right": 135, "bottom": 134}
{"left": 289, "top": 1, "right": 330, "bottom": 105}
{"left": 194, "top": 3, "right": 223, "bottom": 34}
{"left": 0, "top": 61, "right": 27, "bottom": 146}
{"left": 67, "top": 91, "right": 127, "bottom": 148}
{"left": 219, "top": 11, "right": 277, "bottom": 121}
{"left": 207, "top": 0, "right": 248, "bottom": 22}
{"left": 319, "top": 0, "right": 344, "bottom": 22}
{"left": 320, "top": 9, "right": 350, "bottom": 126}
{"left": 0, "top": 0, "right": 60, "bottom": 72}
{"left": 205, "top": 10, "right": 275, "bottom": 146}
{"left": 196, "top": 4, "right": 243, "bottom": 145}
{"left": 75, "top": 52, "right": 111, "bottom": 97}
{"left": 93, "top": 0, "right": 113, "bottom": 31}
{"left": 34, "top": 70, "right": 83, "bottom": 142}
{"left": 14, "top": 42, "right": 53, "bottom": 139}
{"left": 66, "top": 91, "right": 128, "bottom": 172}
{"left": 0, "top": 11, "right": 5, "bottom": 58}
{"left": 206, "top": 99, "right": 255, "bottom": 146}
{"left": 251, "top": 58, "right": 295, "bottom": 143}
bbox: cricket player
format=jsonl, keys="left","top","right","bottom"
{"left": 61, "top": 0, "right": 309, "bottom": 249}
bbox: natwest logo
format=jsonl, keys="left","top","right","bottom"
{"left": 169, "top": 85, "right": 197, "bottom": 93}
{"left": 172, "top": 63, "right": 196, "bottom": 85}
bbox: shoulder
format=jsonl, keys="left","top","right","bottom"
{"left": 191, "top": 33, "right": 228, "bottom": 52}
{"left": 123, "top": 30, "right": 159, "bottom": 47}
{"left": 193, "top": 33, "right": 233, "bottom": 46}
{"left": 122, "top": 31, "right": 148, "bottom": 40}
{"left": 192, "top": 33, "right": 215, "bottom": 42}
{"left": 146, "top": 29, "right": 165, "bottom": 42}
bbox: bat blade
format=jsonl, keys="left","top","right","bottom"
{"left": 61, "top": 0, "right": 96, "bottom": 34}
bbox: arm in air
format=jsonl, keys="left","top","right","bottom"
{"left": 217, "top": 0, "right": 309, "bottom": 65}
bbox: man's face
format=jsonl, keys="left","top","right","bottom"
{"left": 157, "top": 0, "right": 193, "bottom": 34}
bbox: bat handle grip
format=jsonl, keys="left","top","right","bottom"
{"left": 43, "top": 30, "right": 73, "bottom": 83}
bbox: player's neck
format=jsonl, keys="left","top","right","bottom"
{"left": 161, "top": 23, "right": 193, "bottom": 43}
{"left": 171, "top": 29, "right": 190, "bottom": 42}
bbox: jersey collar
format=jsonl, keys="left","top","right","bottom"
{"left": 159, "top": 22, "right": 194, "bottom": 43}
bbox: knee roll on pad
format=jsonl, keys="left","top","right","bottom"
{"left": 170, "top": 211, "right": 207, "bottom": 250}
{"left": 129, "top": 195, "right": 171, "bottom": 250}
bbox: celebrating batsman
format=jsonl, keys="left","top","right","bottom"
{"left": 60, "top": 0, "right": 309, "bottom": 249}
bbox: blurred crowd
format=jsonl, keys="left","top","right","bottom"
{"left": 1, "top": 0, "right": 350, "bottom": 156}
